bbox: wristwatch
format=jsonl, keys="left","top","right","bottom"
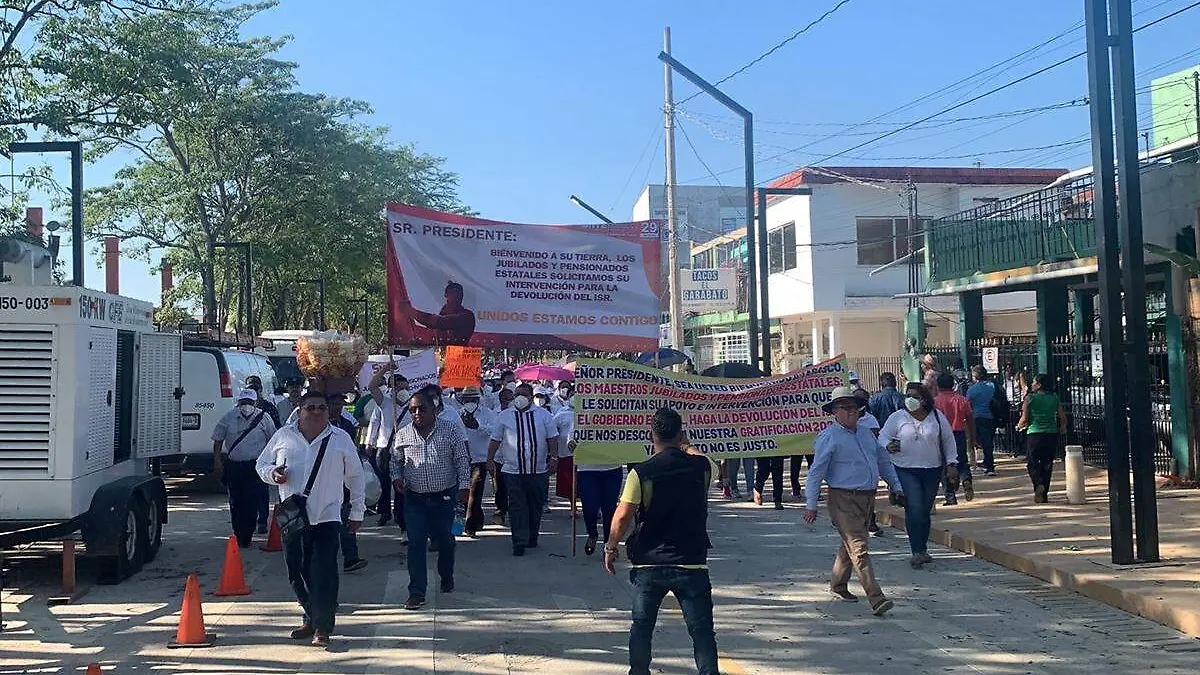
{"left": 604, "top": 545, "right": 619, "bottom": 555}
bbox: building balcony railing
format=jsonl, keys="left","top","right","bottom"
{"left": 926, "top": 174, "right": 1097, "bottom": 284}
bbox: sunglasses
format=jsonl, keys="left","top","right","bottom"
{"left": 303, "top": 404, "right": 328, "bottom": 412}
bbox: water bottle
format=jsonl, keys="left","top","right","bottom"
{"left": 451, "top": 504, "right": 466, "bottom": 536}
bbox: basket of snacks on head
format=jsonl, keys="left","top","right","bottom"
{"left": 295, "top": 330, "right": 369, "bottom": 395}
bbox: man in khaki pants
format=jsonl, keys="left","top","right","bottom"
{"left": 804, "top": 386, "right": 904, "bottom": 616}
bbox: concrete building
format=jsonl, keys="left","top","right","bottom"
{"left": 763, "top": 166, "right": 1066, "bottom": 372}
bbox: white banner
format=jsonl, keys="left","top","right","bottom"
{"left": 357, "top": 351, "right": 439, "bottom": 393}
{"left": 682, "top": 268, "right": 737, "bottom": 313}
{"left": 386, "top": 204, "right": 662, "bottom": 351}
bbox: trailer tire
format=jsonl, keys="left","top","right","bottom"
{"left": 98, "top": 497, "right": 147, "bottom": 584}
{"left": 142, "top": 488, "right": 165, "bottom": 563}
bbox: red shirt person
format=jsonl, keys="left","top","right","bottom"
{"left": 932, "top": 371, "right": 976, "bottom": 503}
{"left": 398, "top": 281, "right": 477, "bottom": 346}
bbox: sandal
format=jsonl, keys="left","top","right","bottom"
{"left": 584, "top": 535, "right": 597, "bottom": 555}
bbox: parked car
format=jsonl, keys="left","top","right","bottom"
{"left": 159, "top": 346, "right": 280, "bottom": 476}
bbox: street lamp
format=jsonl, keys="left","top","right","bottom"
{"left": 351, "top": 295, "right": 369, "bottom": 343}
{"left": 569, "top": 195, "right": 614, "bottom": 224}
{"left": 298, "top": 278, "right": 326, "bottom": 330}
{"left": 214, "top": 241, "right": 253, "bottom": 338}
{"left": 657, "top": 52, "right": 760, "bottom": 372}
{"left": 6, "top": 141, "right": 83, "bottom": 286}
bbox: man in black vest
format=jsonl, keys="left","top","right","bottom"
{"left": 605, "top": 407, "right": 719, "bottom": 675}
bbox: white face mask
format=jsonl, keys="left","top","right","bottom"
{"left": 904, "top": 397, "right": 923, "bottom": 412}
{"left": 239, "top": 403, "right": 256, "bottom": 417}
{"left": 513, "top": 395, "right": 531, "bottom": 410}
{"left": 462, "top": 402, "right": 479, "bottom": 413}
{"left": 505, "top": 382, "right": 518, "bottom": 392}
{"left": 558, "top": 389, "right": 571, "bottom": 399}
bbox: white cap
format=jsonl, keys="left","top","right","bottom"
{"left": 848, "top": 370, "right": 860, "bottom": 382}
{"left": 236, "top": 388, "right": 259, "bottom": 402}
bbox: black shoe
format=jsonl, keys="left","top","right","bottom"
{"left": 868, "top": 523, "right": 883, "bottom": 537}
{"left": 774, "top": 502, "right": 785, "bottom": 510}
{"left": 944, "top": 494, "right": 958, "bottom": 506}
{"left": 237, "top": 537, "right": 253, "bottom": 549}
{"left": 290, "top": 623, "right": 315, "bottom": 640}
{"left": 513, "top": 546, "right": 526, "bottom": 557}
{"left": 377, "top": 515, "right": 392, "bottom": 527}
{"left": 344, "top": 558, "right": 368, "bottom": 573}
{"left": 404, "top": 594, "right": 426, "bottom": 610}
{"left": 440, "top": 579, "right": 454, "bottom": 593}
{"left": 527, "top": 540, "right": 538, "bottom": 549}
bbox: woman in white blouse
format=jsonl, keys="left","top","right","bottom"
{"left": 877, "top": 382, "right": 960, "bottom": 569}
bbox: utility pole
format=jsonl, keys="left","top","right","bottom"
{"left": 1109, "top": 0, "right": 1159, "bottom": 563}
{"left": 663, "top": 27, "right": 685, "bottom": 356}
{"left": 1193, "top": 71, "right": 1199, "bottom": 141}
{"left": 1085, "top": 0, "right": 1136, "bottom": 564}
{"left": 906, "top": 180, "right": 919, "bottom": 309}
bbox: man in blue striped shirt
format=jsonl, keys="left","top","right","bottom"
{"left": 804, "top": 386, "right": 903, "bottom": 616}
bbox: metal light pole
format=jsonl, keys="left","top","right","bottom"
{"left": 756, "top": 187, "right": 813, "bottom": 375}
{"left": 657, "top": 51, "right": 759, "bottom": 371}
{"left": 568, "top": 195, "right": 614, "bottom": 224}
{"left": 7, "top": 141, "right": 83, "bottom": 286}
{"left": 352, "top": 295, "right": 370, "bottom": 343}
{"left": 1107, "top": 0, "right": 1159, "bottom": 562}
{"left": 215, "top": 241, "right": 253, "bottom": 338}
{"left": 1085, "top": 0, "right": 1158, "bottom": 564}
{"left": 299, "top": 278, "right": 326, "bottom": 330}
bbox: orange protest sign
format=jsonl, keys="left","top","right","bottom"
{"left": 441, "top": 346, "right": 483, "bottom": 388}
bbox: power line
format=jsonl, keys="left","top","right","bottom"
{"left": 607, "top": 123, "right": 662, "bottom": 215}
{"left": 759, "top": 0, "right": 1200, "bottom": 183}
{"left": 677, "top": 0, "right": 854, "bottom": 105}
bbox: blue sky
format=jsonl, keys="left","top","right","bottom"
{"left": 17, "top": 0, "right": 1200, "bottom": 304}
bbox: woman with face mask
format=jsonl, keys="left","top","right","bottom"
{"left": 877, "top": 383, "right": 960, "bottom": 568}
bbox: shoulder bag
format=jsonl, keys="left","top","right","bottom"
{"left": 274, "top": 434, "right": 332, "bottom": 539}
{"left": 226, "top": 412, "right": 266, "bottom": 456}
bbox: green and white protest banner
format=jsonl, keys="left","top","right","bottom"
{"left": 572, "top": 356, "right": 848, "bottom": 464}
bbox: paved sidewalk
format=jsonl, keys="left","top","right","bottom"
{"left": 872, "top": 451, "right": 1200, "bottom": 637}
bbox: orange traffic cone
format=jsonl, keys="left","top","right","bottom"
{"left": 260, "top": 512, "right": 283, "bottom": 552}
{"left": 167, "top": 574, "right": 214, "bottom": 648}
{"left": 213, "top": 535, "right": 251, "bottom": 597}
{"left": 86, "top": 664, "right": 102, "bottom": 675}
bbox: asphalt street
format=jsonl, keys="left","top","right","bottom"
{"left": 1, "top": 479, "right": 1197, "bottom": 674}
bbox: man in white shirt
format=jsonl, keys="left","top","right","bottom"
{"left": 368, "top": 370, "right": 411, "bottom": 529}
{"left": 487, "top": 383, "right": 559, "bottom": 556}
{"left": 212, "top": 388, "right": 277, "bottom": 548}
{"left": 257, "top": 390, "right": 366, "bottom": 649}
{"left": 457, "top": 386, "right": 497, "bottom": 537}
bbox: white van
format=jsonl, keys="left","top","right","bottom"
{"left": 162, "top": 346, "right": 280, "bottom": 475}
{"left": 256, "top": 329, "right": 312, "bottom": 392}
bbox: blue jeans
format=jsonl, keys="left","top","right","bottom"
{"left": 577, "top": 468, "right": 623, "bottom": 540}
{"left": 404, "top": 487, "right": 457, "bottom": 597}
{"left": 726, "top": 457, "right": 755, "bottom": 494}
{"left": 896, "top": 466, "right": 943, "bottom": 555}
{"left": 629, "top": 567, "right": 719, "bottom": 675}
{"left": 283, "top": 521, "right": 341, "bottom": 634}
{"left": 976, "top": 418, "right": 997, "bottom": 472}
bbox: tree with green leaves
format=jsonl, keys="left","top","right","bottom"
{"left": 40, "top": 1, "right": 464, "bottom": 334}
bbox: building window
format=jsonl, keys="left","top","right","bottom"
{"left": 856, "top": 217, "right": 926, "bottom": 265}
{"left": 767, "top": 222, "right": 796, "bottom": 274}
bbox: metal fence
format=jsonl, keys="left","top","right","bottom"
{"left": 847, "top": 356, "right": 906, "bottom": 391}
{"left": 926, "top": 173, "right": 1096, "bottom": 283}
{"left": 1049, "top": 334, "right": 1174, "bottom": 474}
